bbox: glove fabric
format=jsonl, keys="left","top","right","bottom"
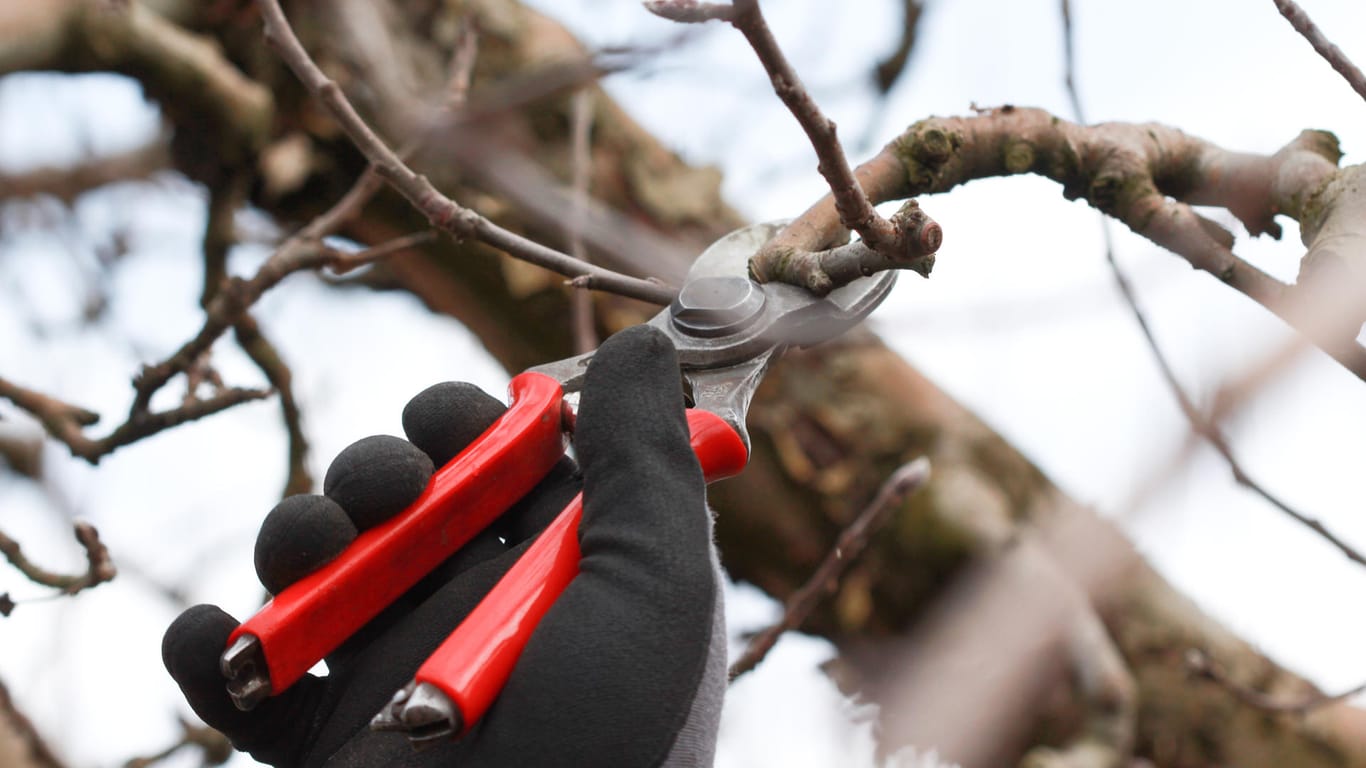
{"left": 162, "top": 326, "right": 725, "bottom": 767}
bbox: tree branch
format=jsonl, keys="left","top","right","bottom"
{"left": 0, "top": 521, "right": 115, "bottom": 598}
{"left": 647, "top": 0, "right": 942, "bottom": 294}
{"left": 256, "top": 0, "right": 674, "bottom": 306}
{"left": 233, "top": 316, "right": 311, "bottom": 497}
{"left": 1057, "top": 14, "right": 1366, "bottom": 569}
{"left": 130, "top": 165, "right": 389, "bottom": 416}
{"left": 0, "top": 0, "right": 272, "bottom": 171}
{"left": 873, "top": 0, "right": 925, "bottom": 94}
{"left": 729, "top": 457, "right": 930, "bottom": 680}
{"left": 789, "top": 106, "right": 1366, "bottom": 381}
{"left": 1271, "top": 0, "right": 1366, "bottom": 104}
{"left": 120, "top": 719, "right": 230, "bottom": 768}
{"left": 0, "top": 375, "right": 269, "bottom": 464}
{"left": 0, "top": 139, "right": 170, "bottom": 203}
{"left": 1186, "top": 648, "right": 1366, "bottom": 715}
{"left": 566, "top": 88, "right": 599, "bottom": 355}
{"left": 1020, "top": 611, "right": 1137, "bottom": 768}
{"left": 201, "top": 174, "right": 314, "bottom": 499}
{"left": 0, "top": 677, "right": 65, "bottom": 768}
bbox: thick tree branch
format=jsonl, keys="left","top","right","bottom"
{"left": 0, "top": 0, "right": 271, "bottom": 170}
{"left": 786, "top": 106, "right": 1366, "bottom": 380}
{"left": 1020, "top": 611, "right": 1137, "bottom": 768}
{"left": 1186, "top": 648, "right": 1366, "bottom": 715}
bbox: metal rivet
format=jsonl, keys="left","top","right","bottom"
{"left": 670, "top": 276, "right": 766, "bottom": 338}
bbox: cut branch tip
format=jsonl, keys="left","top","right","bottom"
{"left": 643, "top": 0, "right": 736, "bottom": 23}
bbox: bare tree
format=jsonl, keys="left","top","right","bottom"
{"left": 1, "top": 1, "right": 1365, "bottom": 766}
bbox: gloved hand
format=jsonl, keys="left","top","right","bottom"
{"left": 162, "top": 326, "right": 727, "bottom": 768}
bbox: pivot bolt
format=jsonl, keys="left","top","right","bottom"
{"left": 670, "top": 276, "right": 766, "bottom": 338}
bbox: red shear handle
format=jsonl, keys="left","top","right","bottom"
{"left": 413, "top": 409, "right": 748, "bottom": 734}
{"left": 228, "top": 372, "right": 568, "bottom": 696}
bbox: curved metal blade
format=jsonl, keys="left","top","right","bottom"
{"left": 648, "top": 221, "right": 897, "bottom": 370}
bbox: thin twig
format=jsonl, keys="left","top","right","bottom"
{"left": 1186, "top": 648, "right": 1366, "bottom": 714}
{"left": 0, "top": 139, "right": 170, "bottom": 203}
{"left": 1060, "top": 0, "right": 1085, "bottom": 124}
{"left": 445, "top": 17, "right": 479, "bottom": 109}
{"left": 256, "top": 0, "right": 674, "bottom": 306}
{"left": 873, "top": 0, "right": 925, "bottom": 94}
{"left": 1272, "top": 0, "right": 1366, "bottom": 104}
{"left": 725, "top": 0, "right": 898, "bottom": 255}
{"left": 202, "top": 177, "right": 315, "bottom": 498}
{"left": 130, "top": 166, "right": 390, "bottom": 416}
{"left": 234, "top": 316, "right": 312, "bottom": 497}
{"left": 0, "top": 376, "right": 270, "bottom": 464}
{"left": 566, "top": 89, "right": 599, "bottom": 354}
{"left": 130, "top": 5, "right": 633, "bottom": 436}
{"left": 648, "top": 0, "right": 941, "bottom": 293}
{"left": 0, "top": 522, "right": 115, "bottom": 598}
{"left": 643, "top": 1, "right": 735, "bottom": 23}
{"left": 121, "top": 719, "right": 231, "bottom": 768}
{"left": 1059, "top": 2, "right": 1366, "bottom": 569}
{"left": 729, "top": 457, "right": 931, "bottom": 680}
{"left": 108, "top": 166, "right": 423, "bottom": 473}
{"left": 320, "top": 230, "right": 439, "bottom": 273}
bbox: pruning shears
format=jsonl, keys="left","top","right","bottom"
{"left": 219, "top": 221, "right": 896, "bottom": 745}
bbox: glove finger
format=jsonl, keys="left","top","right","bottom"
{"left": 302, "top": 538, "right": 540, "bottom": 765}
{"left": 402, "top": 380, "right": 580, "bottom": 546}
{"left": 312, "top": 382, "right": 508, "bottom": 543}
{"left": 324, "top": 436, "right": 434, "bottom": 531}
{"left": 469, "top": 325, "right": 716, "bottom": 767}
{"left": 575, "top": 324, "right": 707, "bottom": 560}
{"left": 401, "top": 382, "right": 508, "bottom": 468}
{"left": 316, "top": 381, "right": 575, "bottom": 669}
{"left": 163, "top": 604, "right": 326, "bottom": 767}
{"left": 255, "top": 434, "right": 434, "bottom": 596}
{"left": 254, "top": 494, "right": 357, "bottom": 596}
{"left": 253, "top": 382, "right": 562, "bottom": 598}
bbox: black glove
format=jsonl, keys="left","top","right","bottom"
{"left": 162, "top": 326, "right": 727, "bottom": 768}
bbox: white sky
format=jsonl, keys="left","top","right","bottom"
{"left": 1, "top": 1, "right": 1365, "bottom": 766}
